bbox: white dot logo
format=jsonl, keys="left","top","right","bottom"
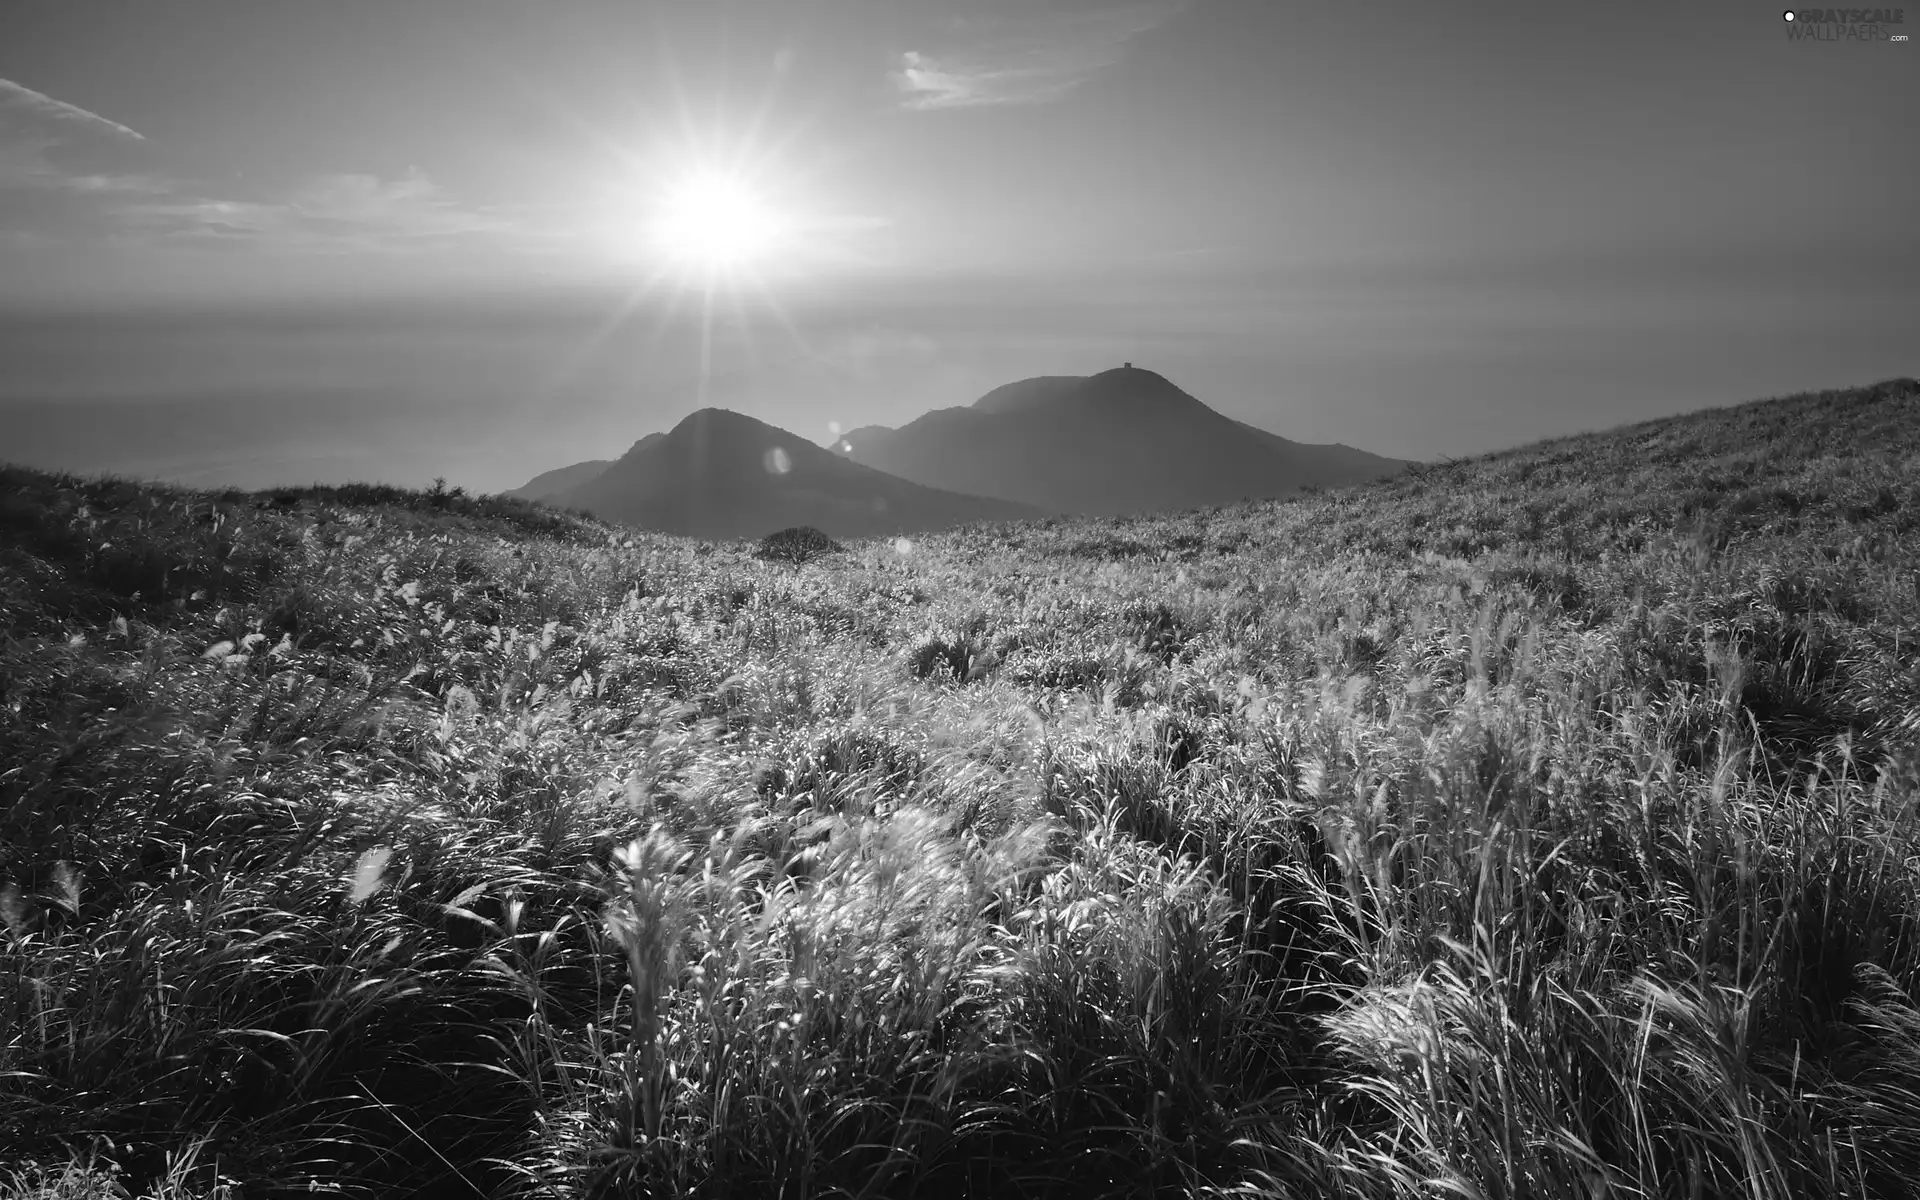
{"left": 1783, "top": 9, "right": 1794, "bottom": 19}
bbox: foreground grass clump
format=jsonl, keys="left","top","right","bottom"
{"left": 2, "top": 378, "right": 1919, "bottom": 1198}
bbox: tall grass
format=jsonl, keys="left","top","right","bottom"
{"left": 3, "top": 378, "right": 1918, "bottom": 1197}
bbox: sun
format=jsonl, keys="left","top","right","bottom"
{"left": 649, "top": 171, "right": 786, "bottom": 274}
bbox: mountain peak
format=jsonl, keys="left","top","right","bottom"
{"left": 658, "top": 408, "right": 805, "bottom": 454}
{"left": 1084, "top": 362, "right": 1187, "bottom": 391}
{"left": 970, "top": 375, "right": 1087, "bottom": 416}
{"left": 1078, "top": 364, "right": 1208, "bottom": 416}
{"left": 537, "top": 406, "right": 1042, "bottom": 539}
{"left": 839, "top": 364, "right": 1404, "bottom": 516}
{"left": 967, "top": 366, "right": 1201, "bottom": 419}
{"left": 667, "top": 407, "right": 775, "bottom": 436}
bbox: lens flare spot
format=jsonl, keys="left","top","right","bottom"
{"left": 763, "top": 446, "right": 792, "bottom": 475}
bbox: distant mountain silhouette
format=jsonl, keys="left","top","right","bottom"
{"left": 550, "top": 408, "right": 1041, "bottom": 539}
{"left": 969, "top": 375, "right": 1090, "bottom": 415}
{"left": 505, "top": 460, "right": 613, "bottom": 502}
{"left": 505, "top": 433, "right": 664, "bottom": 501}
{"left": 833, "top": 365, "right": 1404, "bottom": 516}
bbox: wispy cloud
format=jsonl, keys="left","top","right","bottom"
{"left": 131, "top": 169, "right": 518, "bottom": 251}
{"left": 0, "top": 77, "right": 156, "bottom": 194}
{"left": 893, "top": 0, "right": 1189, "bottom": 110}
{"left": 0, "top": 80, "right": 513, "bottom": 253}
{"left": 0, "top": 80, "right": 517, "bottom": 268}
{"left": 894, "top": 49, "right": 1081, "bottom": 109}
{"left": 0, "top": 77, "right": 145, "bottom": 141}
{"left": 287, "top": 170, "right": 515, "bottom": 242}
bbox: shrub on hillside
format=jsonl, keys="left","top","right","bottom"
{"left": 753, "top": 525, "right": 843, "bottom": 563}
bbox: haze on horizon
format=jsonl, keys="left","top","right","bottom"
{"left": 2, "top": 0, "right": 1914, "bottom": 494}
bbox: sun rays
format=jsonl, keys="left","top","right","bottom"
{"left": 526, "top": 83, "right": 886, "bottom": 416}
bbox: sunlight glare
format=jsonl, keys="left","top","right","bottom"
{"left": 651, "top": 172, "right": 785, "bottom": 273}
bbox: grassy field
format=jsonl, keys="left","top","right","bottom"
{"left": 3, "top": 378, "right": 1919, "bottom": 1199}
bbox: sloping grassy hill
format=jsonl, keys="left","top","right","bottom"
{"left": 2, "top": 378, "right": 1918, "bottom": 1199}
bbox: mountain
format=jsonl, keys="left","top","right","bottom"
{"left": 504, "top": 433, "right": 664, "bottom": 502}
{"left": 550, "top": 408, "right": 1042, "bottom": 540}
{"left": 505, "top": 460, "right": 613, "bottom": 502}
{"left": 832, "top": 365, "right": 1405, "bottom": 517}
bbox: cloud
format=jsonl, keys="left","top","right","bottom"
{"left": 0, "top": 77, "right": 144, "bottom": 141}
{"left": 892, "top": 0, "right": 1188, "bottom": 110}
{"left": 129, "top": 170, "right": 518, "bottom": 251}
{"left": 0, "top": 78, "right": 158, "bottom": 195}
{"left": 0, "top": 140, "right": 163, "bottom": 196}
{"left": 893, "top": 49, "right": 1080, "bottom": 109}
{"left": 288, "top": 170, "right": 515, "bottom": 240}
{"left": 0, "top": 80, "right": 512, "bottom": 264}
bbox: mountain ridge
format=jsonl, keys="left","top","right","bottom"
{"left": 549, "top": 407, "right": 1042, "bottom": 540}
{"left": 504, "top": 459, "right": 614, "bottom": 503}
{"left": 833, "top": 365, "right": 1404, "bottom": 516}
{"left": 505, "top": 365, "right": 1404, "bottom": 527}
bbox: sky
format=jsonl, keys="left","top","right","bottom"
{"left": 1, "top": 0, "right": 1915, "bottom": 492}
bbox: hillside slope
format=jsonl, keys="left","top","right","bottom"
{"left": 835, "top": 365, "right": 1405, "bottom": 515}
{"left": 2, "top": 377, "right": 1918, "bottom": 1199}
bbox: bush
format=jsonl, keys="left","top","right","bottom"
{"left": 754, "top": 525, "right": 844, "bottom": 563}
